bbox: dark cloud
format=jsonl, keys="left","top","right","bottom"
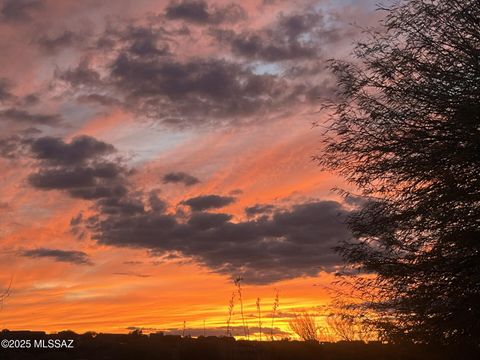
{"left": 28, "top": 165, "right": 127, "bottom": 199}
{"left": 17, "top": 132, "right": 346, "bottom": 286}
{"left": 17, "top": 133, "right": 349, "bottom": 284}
{"left": 245, "top": 203, "right": 275, "bottom": 217}
{"left": 124, "top": 27, "right": 170, "bottom": 57}
{"left": 212, "top": 9, "right": 347, "bottom": 63}
{"left": 165, "top": 0, "right": 246, "bottom": 25}
{"left": 96, "top": 195, "right": 146, "bottom": 216}
{"left": 70, "top": 213, "right": 83, "bottom": 226}
{"left": 188, "top": 212, "right": 232, "bottom": 229}
{"left": 0, "top": 134, "right": 30, "bottom": 159}
{"left": 183, "top": 194, "right": 235, "bottom": 211}
{"left": 58, "top": 60, "right": 101, "bottom": 87}
{"left": 0, "top": 108, "right": 62, "bottom": 125}
{"left": 0, "top": 78, "right": 14, "bottom": 102}
{"left": 215, "top": 29, "right": 317, "bottom": 62}
{"left": 148, "top": 192, "right": 168, "bottom": 213}
{"left": 29, "top": 167, "right": 98, "bottom": 189}
{"left": 279, "top": 12, "right": 322, "bottom": 39}
{"left": 26, "top": 135, "right": 130, "bottom": 200}
{"left": 76, "top": 93, "right": 120, "bottom": 107}
{"left": 50, "top": 7, "right": 336, "bottom": 129}
{"left": 95, "top": 22, "right": 172, "bottom": 57}
{"left": 35, "top": 30, "right": 86, "bottom": 53}
{"left": 105, "top": 55, "right": 292, "bottom": 125}
{"left": 21, "top": 248, "right": 92, "bottom": 265}
{"left": 60, "top": 50, "right": 295, "bottom": 124}
{"left": 166, "top": 0, "right": 209, "bottom": 23}
{"left": 0, "top": 129, "right": 40, "bottom": 159}
{"left": 28, "top": 166, "right": 125, "bottom": 189}
{"left": 163, "top": 171, "right": 200, "bottom": 186}
{"left": 0, "top": 0, "right": 43, "bottom": 22}
{"left": 86, "top": 199, "right": 350, "bottom": 284}
{"left": 30, "top": 135, "right": 115, "bottom": 165}
{"left": 21, "top": 93, "right": 40, "bottom": 106}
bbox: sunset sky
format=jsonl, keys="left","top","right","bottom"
{"left": 0, "top": 0, "right": 381, "bottom": 337}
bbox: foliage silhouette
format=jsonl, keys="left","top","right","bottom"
{"left": 318, "top": 0, "right": 480, "bottom": 346}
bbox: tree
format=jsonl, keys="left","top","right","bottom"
{"left": 318, "top": 0, "right": 480, "bottom": 346}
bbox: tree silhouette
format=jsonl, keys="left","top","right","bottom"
{"left": 318, "top": 0, "right": 480, "bottom": 346}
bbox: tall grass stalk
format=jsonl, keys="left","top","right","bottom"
{"left": 234, "top": 277, "right": 249, "bottom": 339}
{"left": 226, "top": 291, "right": 235, "bottom": 336}
{"left": 256, "top": 297, "right": 262, "bottom": 341}
{"left": 270, "top": 288, "right": 279, "bottom": 340}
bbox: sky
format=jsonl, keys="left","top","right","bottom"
{"left": 0, "top": 0, "right": 382, "bottom": 338}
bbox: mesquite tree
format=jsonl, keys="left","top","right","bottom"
{"left": 318, "top": 0, "right": 480, "bottom": 345}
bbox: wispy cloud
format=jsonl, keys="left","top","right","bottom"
{"left": 21, "top": 248, "right": 93, "bottom": 265}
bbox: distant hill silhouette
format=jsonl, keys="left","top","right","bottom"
{"left": 1, "top": 329, "right": 478, "bottom": 360}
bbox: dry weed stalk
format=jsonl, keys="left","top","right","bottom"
{"left": 270, "top": 288, "right": 279, "bottom": 340}
{"left": 256, "top": 297, "right": 262, "bottom": 341}
{"left": 234, "top": 277, "right": 249, "bottom": 339}
{"left": 226, "top": 291, "right": 235, "bottom": 336}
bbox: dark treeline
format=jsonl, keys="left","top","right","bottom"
{"left": 1, "top": 330, "right": 477, "bottom": 360}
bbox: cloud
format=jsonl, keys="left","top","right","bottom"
{"left": 105, "top": 55, "right": 293, "bottom": 125}
{"left": 0, "top": 134, "right": 30, "bottom": 159}
{"left": 163, "top": 171, "right": 200, "bottom": 186}
{"left": 0, "top": 0, "right": 359, "bottom": 286}
{"left": 212, "top": 8, "right": 352, "bottom": 63}
{"left": 183, "top": 194, "right": 235, "bottom": 211}
{"left": 0, "top": 108, "right": 62, "bottom": 125}
{"left": 165, "top": 0, "right": 246, "bottom": 25}
{"left": 28, "top": 165, "right": 124, "bottom": 189}
{"left": 188, "top": 212, "right": 232, "bottom": 229}
{"left": 7, "top": 131, "right": 349, "bottom": 284}
{"left": 57, "top": 59, "right": 102, "bottom": 87}
{"left": 29, "top": 136, "right": 115, "bottom": 165}
{"left": 76, "top": 93, "right": 119, "bottom": 106}
{"left": 47, "top": 1, "right": 340, "bottom": 129}
{"left": 16, "top": 134, "right": 350, "bottom": 284}
{"left": 21, "top": 248, "right": 92, "bottom": 265}
{"left": 86, "top": 199, "right": 350, "bottom": 284}
{"left": 212, "top": 10, "right": 323, "bottom": 62}
{"left": 25, "top": 135, "right": 130, "bottom": 200}
{"left": 0, "top": 128, "right": 41, "bottom": 159}
{"left": 245, "top": 203, "right": 275, "bottom": 217}
{"left": 35, "top": 30, "right": 87, "bottom": 54}
{"left": 0, "top": 0, "right": 43, "bottom": 22}
{"left": 0, "top": 78, "right": 14, "bottom": 102}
